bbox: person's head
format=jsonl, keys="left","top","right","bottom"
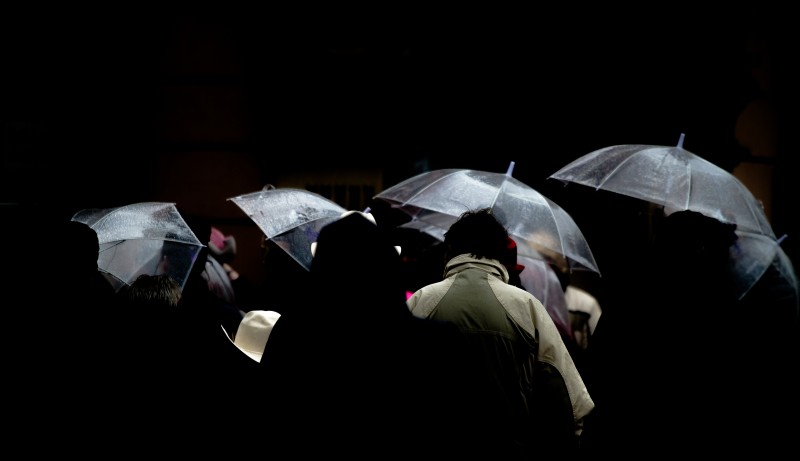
{"left": 652, "top": 210, "right": 738, "bottom": 266}
{"left": 63, "top": 220, "right": 101, "bottom": 274}
{"left": 443, "top": 208, "right": 509, "bottom": 264}
{"left": 311, "top": 211, "right": 405, "bottom": 304}
{"left": 117, "top": 273, "right": 183, "bottom": 310}
{"left": 648, "top": 210, "right": 740, "bottom": 303}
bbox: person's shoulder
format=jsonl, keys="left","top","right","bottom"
{"left": 492, "top": 276, "right": 544, "bottom": 303}
{"left": 407, "top": 278, "right": 450, "bottom": 303}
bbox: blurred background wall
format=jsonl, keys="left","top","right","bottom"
{"left": 3, "top": 7, "right": 798, "bottom": 286}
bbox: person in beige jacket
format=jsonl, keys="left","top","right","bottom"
{"left": 407, "top": 208, "right": 594, "bottom": 454}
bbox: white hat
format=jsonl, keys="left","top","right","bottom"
{"left": 233, "top": 310, "right": 281, "bottom": 362}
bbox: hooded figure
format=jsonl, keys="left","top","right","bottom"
{"left": 259, "top": 211, "right": 522, "bottom": 459}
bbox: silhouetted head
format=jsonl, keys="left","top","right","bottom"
{"left": 444, "top": 208, "right": 509, "bottom": 263}
{"left": 653, "top": 210, "right": 738, "bottom": 266}
{"left": 311, "top": 211, "right": 406, "bottom": 310}
{"left": 648, "top": 210, "right": 740, "bottom": 304}
{"left": 63, "top": 220, "right": 101, "bottom": 273}
{"left": 117, "top": 273, "right": 183, "bottom": 310}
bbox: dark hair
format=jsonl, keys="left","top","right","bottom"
{"left": 311, "top": 212, "right": 407, "bottom": 313}
{"left": 444, "top": 208, "right": 509, "bottom": 263}
{"left": 117, "top": 273, "right": 183, "bottom": 309}
{"left": 653, "top": 210, "right": 738, "bottom": 263}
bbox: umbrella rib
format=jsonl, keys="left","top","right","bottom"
{"left": 258, "top": 210, "right": 346, "bottom": 239}
{"left": 688, "top": 155, "right": 773, "bottom": 235}
{"left": 544, "top": 197, "right": 598, "bottom": 273}
{"left": 398, "top": 172, "right": 460, "bottom": 208}
{"left": 681, "top": 152, "right": 697, "bottom": 210}
{"left": 596, "top": 147, "right": 675, "bottom": 209}
{"left": 593, "top": 149, "right": 642, "bottom": 190}
{"left": 262, "top": 215, "right": 338, "bottom": 239}
{"left": 494, "top": 162, "right": 515, "bottom": 208}
{"left": 490, "top": 176, "right": 510, "bottom": 210}
{"left": 548, "top": 206, "right": 572, "bottom": 268}
{"left": 88, "top": 205, "right": 126, "bottom": 230}
{"left": 725, "top": 173, "right": 772, "bottom": 234}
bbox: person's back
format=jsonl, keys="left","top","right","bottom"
{"left": 55, "top": 219, "right": 115, "bottom": 308}
{"left": 109, "top": 269, "right": 260, "bottom": 452}
{"left": 580, "top": 210, "right": 775, "bottom": 456}
{"left": 46, "top": 219, "right": 116, "bottom": 354}
{"left": 730, "top": 240, "right": 799, "bottom": 452}
{"left": 644, "top": 211, "right": 740, "bottom": 447}
{"left": 260, "top": 211, "right": 521, "bottom": 458}
{"left": 20, "top": 218, "right": 118, "bottom": 452}
{"left": 113, "top": 273, "right": 184, "bottom": 379}
{"left": 406, "top": 208, "right": 593, "bottom": 455}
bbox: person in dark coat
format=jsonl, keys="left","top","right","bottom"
{"left": 109, "top": 266, "right": 261, "bottom": 453}
{"left": 12, "top": 217, "right": 120, "bottom": 455}
{"left": 46, "top": 219, "right": 116, "bottom": 371}
{"left": 259, "top": 211, "right": 523, "bottom": 459}
{"left": 582, "top": 210, "right": 798, "bottom": 457}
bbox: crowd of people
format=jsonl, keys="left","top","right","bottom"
{"left": 4, "top": 199, "right": 798, "bottom": 457}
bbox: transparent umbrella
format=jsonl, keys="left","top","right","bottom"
{"left": 228, "top": 186, "right": 347, "bottom": 271}
{"left": 549, "top": 133, "right": 785, "bottom": 300}
{"left": 71, "top": 202, "right": 204, "bottom": 292}
{"left": 548, "top": 133, "right": 775, "bottom": 238}
{"left": 517, "top": 253, "right": 571, "bottom": 336}
{"left": 374, "top": 162, "right": 600, "bottom": 275}
{"left": 728, "top": 230, "right": 793, "bottom": 300}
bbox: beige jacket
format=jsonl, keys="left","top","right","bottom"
{"left": 407, "top": 254, "right": 594, "bottom": 437}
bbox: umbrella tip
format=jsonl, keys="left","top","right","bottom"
{"left": 777, "top": 234, "right": 788, "bottom": 245}
{"left": 677, "top": 133, "right": 686, "bottom": 149}
{"left": 505, "top": 161, "right": 516, "bottom": 177}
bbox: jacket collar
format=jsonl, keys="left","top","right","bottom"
{"left": 444, "top": 254, "right": 510, "bottom": 283}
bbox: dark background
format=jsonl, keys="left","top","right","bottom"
{"left": 3, "top": 7, "right": 798, "bottom": 295}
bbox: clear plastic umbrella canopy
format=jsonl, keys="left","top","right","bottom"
{"left": 71, "top": 202, "right": 204, "bottom": 292}
{"left": 548, "top": 134, "right": 787, "bottom": 300}
{"left": 228, "top": 187, "right": 347, "bottom": 271}
{"left": 548, "top": 133, "right": 775, "bottom": 239}
{"left": 374, "top": 162, "right": 600, "bottom": 275}
{"left": 517, "top": 253, "right": 570, "bottom": 335}
{"left": 728, "top": 230, "right": 796, "bottom": 300}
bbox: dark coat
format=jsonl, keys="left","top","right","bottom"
{"left": 581, "top": 211, "right": 799, "bottom": 457}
